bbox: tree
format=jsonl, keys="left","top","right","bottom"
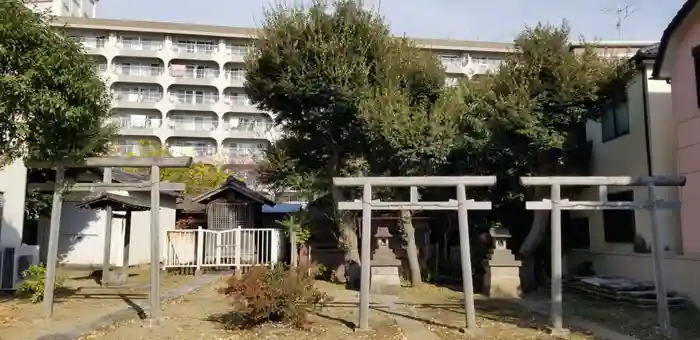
{"left": 246, "top": 0, "right": 400, "bottom": 271}
{"left": 357, "top": 40, "right": 476, "bottom": 286}
{"left": 123, "top": 141, "right": 230, "bottom": 196}
{"left": 452, "top": 23, "right": 635, "bottom": 284}
{"left": 0, "top": 0, "right": 114, "bottom": 165}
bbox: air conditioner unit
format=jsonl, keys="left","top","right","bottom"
{"left": 0, "top": 245, "right": 40, "bottom": 290}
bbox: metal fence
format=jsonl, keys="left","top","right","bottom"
{"left": 164, "top": 227, "right": 284, "bottom": 271}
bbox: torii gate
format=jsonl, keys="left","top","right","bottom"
{"left": 333, "top": 176, "right": 496, "bottom": 333}
{"left": 26, "top": 156, "right": 192, "bottom": 325}
{"left": 521, "top": 176, "right": 685, "bottom": 337}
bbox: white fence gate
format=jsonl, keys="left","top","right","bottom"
{"left": 164, "top": 227, "right": 283, "bottom": 271}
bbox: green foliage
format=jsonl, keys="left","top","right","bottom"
{"left": 278, "top": 211, "right": 311, "bottom": 244}
{"left": 450, "top": 22, "right": 635, "bottom": 203}
{"left": 17, "top": 264, "right": 65, "bottom": 304}
{"left": 122, "top": 141, "right": 230, "bottom": 195}
{"left": 0, "top": 0, "right": 115, "bottom": 164}
{"left": 247, "top": 0, "right": 396, "bottom": 194}
{"left": 215, "top": 264, "right": 331, "bottom": 329}
{"left": 314, "top": 264, "right": 332, "bottom": 281}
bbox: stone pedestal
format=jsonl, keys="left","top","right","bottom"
{"left": 483, "top": 228, "right": 522, "bottom": 298}
{"left": 370, "top": 226, "right": 402, "bottom": 294}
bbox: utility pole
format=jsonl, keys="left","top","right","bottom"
{"left": 602, "top": 4, "right": 637, "bottom": 40}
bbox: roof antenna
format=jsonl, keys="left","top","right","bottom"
{"left": 602, "top": 4, "right": 637, "bottom": 40}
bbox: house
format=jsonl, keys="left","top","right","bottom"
{"left": 29, "top": 167, "right": 179, "bottom": 268}
{"left": 0, "top": 160, "right": 28, "bottom": 248}
{"left": 654, "top": 0, "right": 700, "bottom": 257}
{"left": 568, "top": 43, "right": 678, "bottom": 256}
{"left": 164, "top": 178, "right": 285, "bottom": 270}
{"left": 0, "top": 163, "right": 179, "bottom": 268}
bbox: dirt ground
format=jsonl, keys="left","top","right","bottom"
{"left": 76, "top": 278, "right": 614, "bottom": 340}
{"left": 79, "top": 279, "right": 404, "bottom": 340}
{"left": 397, "top": 284, "right": 602, "bottom": 340}
{"left": 0, "top": 266, "right": 198, "bottom": 340}
{"left": 559, "top": 292, "right": 700, "bottom": 340}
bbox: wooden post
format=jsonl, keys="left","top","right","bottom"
{"left": 235, "top": 227, "right": 242, "bottom": 273}
{"left": 148, "top": 165, "right": 161, "bottom": 325}
{"left": 647, "top": 183, "right": 672, "bottom": 332}
{"left": 550, "top": 184, "right": 564, "bottom": 334}
{"left": 290, "top": 226, "right": 297, "bottom": 267}
{"left": 358, "top": 183, "right": 372, "bottom": 330}
{"left": 456, "top": 184, "right": 477, "bottom": 331}
{"left": 121, "top": 211, "right": 132, "bottom": 276}
{"left": 101, "top": 168, "right": 113, "bottom": 286}
{"left": 196, "top": 226, "right": 203, "bottom": 274}
{"left": 43, "top": 167, "right": 65, "bottom": 318}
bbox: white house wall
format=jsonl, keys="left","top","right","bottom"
{"left": 573, "top": 64, "right": 678, "bottom": 253}
{"left": 0, "top": 160, "right": 27, "bottom": 247}
{"left": 37, "top": 190, "right": 178, "bottom": 268}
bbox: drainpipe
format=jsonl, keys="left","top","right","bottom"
{"left": 641, "top": 62, "right": 653, "bottom": 176}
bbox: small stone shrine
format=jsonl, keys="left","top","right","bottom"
{"left": 370, "top": 225, "right": 402, "bottom": 294}
{"left": 483, "top": 227, "right": 522, "bottom": 298}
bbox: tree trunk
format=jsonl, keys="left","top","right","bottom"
{"left": 519, "top": 185, "right": 549, "bottom": 256}
{"left": 401, "top": 210, "right": 422, "bottom": 287}
{"left": 330, "top": 180, "right": 361, "bottom": 285}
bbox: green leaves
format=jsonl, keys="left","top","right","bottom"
{"left": 0, "top": 0, "right": 113, "bottom": 165}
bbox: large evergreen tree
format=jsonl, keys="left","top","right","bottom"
{"left": 0, "top": 0, "right": 114, "bottom": 164}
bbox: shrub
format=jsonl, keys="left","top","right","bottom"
{"left": 315, "top": 264, "right": 332, "bottom": 281}
{"left": 217, "top": 263, "right": 331, "bottom": 329}
{"left": 17, "top": 264, "right": 65, "bottom": 303}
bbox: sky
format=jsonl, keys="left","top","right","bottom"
{"left": 98, "top": 0, "right": 685, "bottom": 43}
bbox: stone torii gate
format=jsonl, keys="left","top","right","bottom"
{"left": 521, "top": 176, "right": 685, "bottom": 337}
{"left": 26, "top": 156, "right": 192, "bottom": 324}
{"left": 333, "top": 176, "right": 496, "bottom": 333}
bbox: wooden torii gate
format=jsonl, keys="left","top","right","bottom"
{"left": 26, "top": 156, "right": 192, "bottom": 325}
{"left": 333, "top": 176, "right": 496, "bottom": 333}
{"left": 521, "top": 176, "right": 685, "bottom": 337}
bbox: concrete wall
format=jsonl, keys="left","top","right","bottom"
{"left": 573, "top": 64, "right": 678, "bottom": 253}
{"left": 0, "top": 161, "right": 28, "bottom": 248}
{"left": 669, "top": 14, "right": 700, "bottom": 256}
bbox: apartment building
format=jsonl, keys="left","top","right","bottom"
{"left": 25, "top": 0, "right": 98, "bottom": 18}
{"left": 45, "top": 16, "right": 511, "bottom": 171}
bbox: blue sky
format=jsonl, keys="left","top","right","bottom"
{"left": 98, "top": 0, "right": 684, "bottom": 42}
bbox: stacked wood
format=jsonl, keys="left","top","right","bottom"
{"left": 561, "top": 276, "right": 688, "bottom": 309}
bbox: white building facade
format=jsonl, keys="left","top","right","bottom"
{"left": 25, "top": 0, "right": 98, "bottom": 18}
{"left": 46, "top": 17, "right": 510, "bottom": 171}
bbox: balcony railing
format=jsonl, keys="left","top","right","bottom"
{"left": 224, "top": 96, "right": 251, "bottom": 107}
{"left": 119, "top": 39, "right": 163, "bottom": 51}
{"left": 113, "top": 92, "right": 163, "bottom": 103}
{"left": 169, "top": 93, "right": 219, "bottom": 105}
{"left": 171, "top": 42, "right": 218, "bottom": 55}
{"left": 169, "top": 147, "right": 217, "bottom": 157}
{"left": 170, "top": 68, "right": 220, "bottom": 79}
{"left": 114, "top": 117, "right": 161, "bottom": 129}
{"left": 115, "top": 65, "right": 164, "bottom": 76}
{"left": 74, "top": 36, "right": 107, "bottom": 50}
{"left": 169, "top": 119, "right": 218, "bottom": 131}
{"left": 227, "top": 120, "right": 273, "bottom": 133}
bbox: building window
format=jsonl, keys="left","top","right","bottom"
{"left": 692, "top": 45, "right": 700, "bottom": 108}
{"left": 601, "top": 101, "right": 629, "bottom": 142}
{"left": 603, "top": 190, "right": 636, "bottom": 243}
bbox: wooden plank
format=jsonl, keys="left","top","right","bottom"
{"left": 27, "top": 182, "right": 186, "bottom": 192}
{"left": 27, "top": 156, "right": 192, "bottom": 169}
{"left": 337, "top": 200, "right": 492, "bottom": 211}
{"left": 332, "top": 176, "right": 497, "bottom": 187}
{"left": 520, "top": 176, "right": 686, "bottom": 187}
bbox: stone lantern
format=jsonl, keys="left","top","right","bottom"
{"left": 370, "top": 225, "right": 402, "bottom": 294}
{"left": 483, "top": 227, "right": 522, "bottom": 298}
